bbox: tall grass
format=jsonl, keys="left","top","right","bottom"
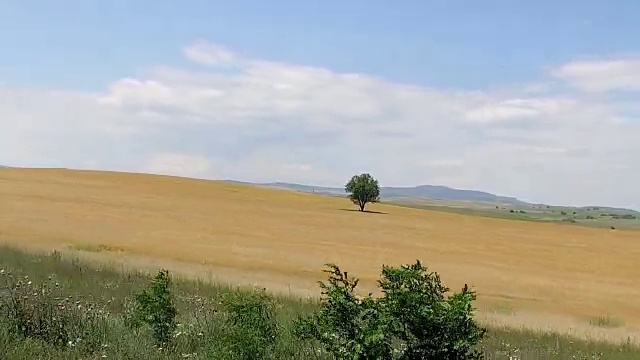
{"left": 1, "top": 246, "right": 638, "bottom": 359}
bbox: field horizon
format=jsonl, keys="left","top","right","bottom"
{"left": 2, "top": 167, "right": 639, "bottom": 344}
{"left": 248, "top": 179, "right": 640, "bottom": 230}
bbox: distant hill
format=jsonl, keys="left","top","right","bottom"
{"left": 380, "top": 185, "right": 526, "bottom": 205}
{"left": 236, "top": 181, "right": 527, "bottom": 205}
{"left": 224, "top": 181, "right": 638, "bottom": 214}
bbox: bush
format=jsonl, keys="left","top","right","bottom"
{"left": 295, "top": 264, "right": 392, "bottom": 359}
{"left": 379, "top": 261, "right": 486, "bottom": 359}
{"left": 220, "top": 288, "right": 279, "bottom": 360}
{"left": 296, "top": 261, "right": 486, "bottom": 359}
{"left": 128, "top": 269, "right": 177, "bottom": 348}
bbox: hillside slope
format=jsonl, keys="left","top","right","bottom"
{"left": 1, "top": 168, "right": 640, "bottom": 338}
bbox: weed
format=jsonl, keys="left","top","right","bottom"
{"left": 0, "top": 269, "right": 109, "bottom": 354}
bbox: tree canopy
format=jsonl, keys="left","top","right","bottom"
{"left": 345, "top": 173, "right": 380, "bottom": 212}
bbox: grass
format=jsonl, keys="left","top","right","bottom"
{"left": 489, "top": 302, "right": 517, "bottom": 317}
{"left": 588, "top": 315, "right": 624, "bottom": 329}
{"left": 0, "top": 246, "right": 318, "bottom": 359}
{"left": 1, "top": 246, "right": 639, "bottom": 359}
{"left": 69, "top": 243, "right": 127, "bottom": 253}
{"left": 1, "top": 168, "right": 640, "bottom": 340}
{"left": 384, "top": 199, "right": 640, "bottom": 230}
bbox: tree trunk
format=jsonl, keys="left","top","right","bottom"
{"left": 359, "top": 200, "right": 366, "bottom": 212}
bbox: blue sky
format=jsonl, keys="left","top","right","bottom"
{"left": 2, "top": 1, "right": 640, "bottom": 208}
{"left": 3, "top": 1, "right": 639, "bottom": 89}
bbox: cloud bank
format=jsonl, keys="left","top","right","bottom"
{"left": 2, "top": 40, "right": 639, "bottom": 208}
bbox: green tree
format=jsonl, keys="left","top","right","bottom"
{"left": 345, "top": 173, "right": 380, "bottom": 212}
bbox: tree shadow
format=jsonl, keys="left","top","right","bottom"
{"left": 338, "top": 208, "right": 388, "bottom": 215}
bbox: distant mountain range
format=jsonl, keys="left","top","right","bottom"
{"left": 226, "top": 180, "right": 528, "bottom": 206}
{"left": 224, "top": 180, "right": 640, "bottom": 213}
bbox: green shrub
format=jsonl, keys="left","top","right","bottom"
{"left": 295, "top": 264, "right": 392, "bottom": 359}
{"left": 220, "top": 288, "right": 279, "bottom": 360}
{"left": 379, "top": 261, "right": 486, "bottom": 359}
{"left": 129, "top": 269, "right": 177, "bottom": 348}
{"left": 296, "top": 261, "right": 486, "bottom": 359}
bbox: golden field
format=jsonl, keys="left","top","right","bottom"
{"left": 1, "top": 168, "right": 639, "bottom": 341}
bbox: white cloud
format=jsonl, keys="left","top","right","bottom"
{"left": 143, "top": 153, "right": 215, "bottom": 179}
{"left": 417, "top": 159, "right": 465, "bottom": 169}
{"left": 464, "top": 98, "right": 574, "bottom": 124}
{"left": 552, "top": 58, "right": 640, "bottom": 92}
{"left": 1, "top": 40, "right": 640, "bottom": 207}
{"left": 282, "top": 164, "right": 313, "bottom": 171}
{"left": 183, "top": 40, "right": 237, "bottom": 66}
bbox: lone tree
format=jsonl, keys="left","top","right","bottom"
{"left": 345, "top": 173, "right": 380, "bottom": 212}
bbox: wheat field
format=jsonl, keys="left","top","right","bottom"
{"left": 1, "top": 168, "right": 639, "bottom": 342}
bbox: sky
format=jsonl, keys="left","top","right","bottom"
{"left": 1, "top": 1, "right": 640, "bottom": 208}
